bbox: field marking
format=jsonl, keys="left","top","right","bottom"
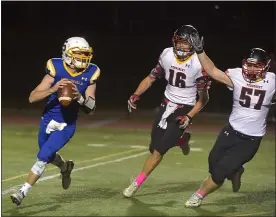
{"left": 87, "top": 143, "right": 203, "bottom": 152}
{"left": 190, "top": 148, "right": 203, "bottom": 152}
{"left": 87, "top": 144, "right": 147, "bottom": 149}
{"left": 2, "top": 117, "right": 122, "bottom": 183}
{"left": 87, "top": 143, "right": 107, "bottom": 147}
{"left": 2, "top": 148, "right": 144, "bottom": 183}
{"left": 2, "top": 150, "right": 148, "bottom": 195}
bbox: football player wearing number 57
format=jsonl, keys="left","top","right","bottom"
{"left": 185, "top": 32, "right": 275, "bottom": 207}
{"left": 124, "top": 25, "right": 211, "bottom": 198}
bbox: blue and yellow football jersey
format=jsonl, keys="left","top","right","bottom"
{"left": 42, "top": 58, "right": 100, "bottom": 125}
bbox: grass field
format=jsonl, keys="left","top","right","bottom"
{"left": 1, "top": 112, "right": 275, "bottom": 216}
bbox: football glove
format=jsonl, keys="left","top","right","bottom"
{"left": 176, "top": 115, "right": 192, "bottom": 130}
{"left": 128, "top": 94, "right": 140, "bottom": 113}
{"left": 190, "top": 32, "right": 204, "bottom": 54}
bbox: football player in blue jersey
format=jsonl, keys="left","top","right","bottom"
{"left": 10, "top": 37, "right": 101, "bottom": 206}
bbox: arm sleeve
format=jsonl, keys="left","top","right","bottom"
{"left": 149, "top": 50, "right": 166, "bottom": 79}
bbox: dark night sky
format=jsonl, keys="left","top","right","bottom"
{"left": 2, "top": 1, "right": 275, "bottom": 111}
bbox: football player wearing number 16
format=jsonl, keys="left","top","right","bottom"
{"left": 123, "top": 25, "right": 211, "bottom": 198}
{"left": 185, "top": 32, "right": 275, "bottom": 207}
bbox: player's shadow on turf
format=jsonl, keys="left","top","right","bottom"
{"left": 135, "top": 181, "right": 208, "bottom": 197}
{"left": 191, "top": 205, "right": 237, "bottom": 216}
{"left": 126, "top": 197, "right": 176, "bottom": 216}
{"left": 204, "top": 189, "right": 275, "bottom": 206}
{"left": 3, "top": 203, "right": 61, "bottom": 216}
{"left": 51, "top": 187, "right": 120, "bottom": 203}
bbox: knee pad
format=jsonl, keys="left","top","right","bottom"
{"left": 31, "top": 160, "right": 47, "bottom": 176}
{"left": 210, "top": 167, "right": 226, "bottom": 185}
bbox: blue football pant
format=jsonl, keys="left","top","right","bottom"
{"left": 37, "top": 119, "right": 75, "bottom": 163}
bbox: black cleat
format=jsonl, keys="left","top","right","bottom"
{"left": 231, "top": 166, "right": 245, "bottom": 192}
{"left": 61, "top": 160, "right": 75, "bottom": 190}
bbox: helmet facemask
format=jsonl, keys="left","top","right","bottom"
{"left": 172, "top": 35, "right": 194, "bottom": 61}
{"left": 65, "top": 47, "right": 93, "bottom": 69}
{"left": 242, "top": 58, "right": 270, "bottom": 83}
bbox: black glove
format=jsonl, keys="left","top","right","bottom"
{"left": 190, "top": 32, "right": 204, "bottom": 54}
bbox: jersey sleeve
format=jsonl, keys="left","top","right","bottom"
{"left": 225, "top": 68, "right": 235, "bottom": 90}
{"left": 149, "top": 50, "right": 166, "bottom": 79}
{"left": 195, "top": 68, "right": 212, "bottom": 91}
{"left": 90, "top": 66, "right": 101, "bottom": 84}
{"left": 45, "top": 59, "right": 56, "bottom": 77}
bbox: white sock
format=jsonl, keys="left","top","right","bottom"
{"left": 19, "top": 182, "right": 32, "bottom": 196}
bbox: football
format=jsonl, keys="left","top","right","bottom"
{"left": 57, "top": 83, "right": 73, "bottom": 107}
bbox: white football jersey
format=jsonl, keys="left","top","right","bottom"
{"left": 150, "top": 47, "right": 206, "bottom": 105}
{"left": 227, "top": 68, "right": 276, "bottom": 136}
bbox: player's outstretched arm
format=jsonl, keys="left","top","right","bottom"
{"left": 197, "top": 52, "right": 233, "bottom": 88}
{"left": 128, "top": 76, "right": 156, "bottom": 112}
{"left": 29, "top": 75, "right": 69, "bottom": 103}
{"left": 134, "top": 76, "right": 156, "bottom": 96}
{"left": 189, "top": 33, "right": 233, "bottom": 88}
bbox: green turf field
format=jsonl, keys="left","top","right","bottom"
{"left": 1, "top": 118, "right": 275, "bottom": 216}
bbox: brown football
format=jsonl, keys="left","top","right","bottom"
{"left": 57, "top": 83, "right": 73, "bottom": 107}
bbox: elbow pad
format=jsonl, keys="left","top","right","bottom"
{"left": 80, "top": 96, "right": 96, "bottom": 114}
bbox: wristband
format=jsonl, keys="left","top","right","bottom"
{"left": 77, "top": 95, "right": 85, "bottom": 105}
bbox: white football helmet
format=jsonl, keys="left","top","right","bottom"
{"left": 62, "top": 37, "right": 93, "bottom": 69}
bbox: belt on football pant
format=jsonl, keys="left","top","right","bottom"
{"left": 163, "top": 98, "right": 186, "bottom": 109}
{"left": 229, "top": 124, "right": 261, "bottom": 140}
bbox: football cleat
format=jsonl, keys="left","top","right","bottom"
{"left": 231, "top": 166, "right": 245, "bottom": 192}
{"left": 185, "top": 193, "right": 203, "bottom": 208}
{"left": 61, "top": 160, "right": 75, "bottom": 190}
{"left": 10, "top": 190, "right": 25, "bottom": 207}
{"left": 123, "top": 180, "right": 139, "bottom": 198}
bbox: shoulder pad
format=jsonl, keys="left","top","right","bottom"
{"left": 46, "top": 59, "right": 56, "bottom": 77}
{"left": 90, "top": 66, "right": 101, "bottom": 84}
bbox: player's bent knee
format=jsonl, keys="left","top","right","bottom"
{"left": 210, "top": 167, "right": 226, "bottom": 185}
{"left": 152, "top": 149, "right": 163, "bottom": 158}
{"left": 37, "top": 145, "right": 59, "bottom": 163}
{"left": 154, "top": 146, "right": 168, "bottom": 155}
{"left": 31, "top": 160, "right": 47, "bottom": 176}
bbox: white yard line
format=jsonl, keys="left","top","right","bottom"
{"left": 87, "top": 143, "right": 203, "bottom": 152}
{"left": 87, "top": 144, "right": 147, "bottom": 149}
{"left": 2, "top": 151, "right": 148, "bottom": 195}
